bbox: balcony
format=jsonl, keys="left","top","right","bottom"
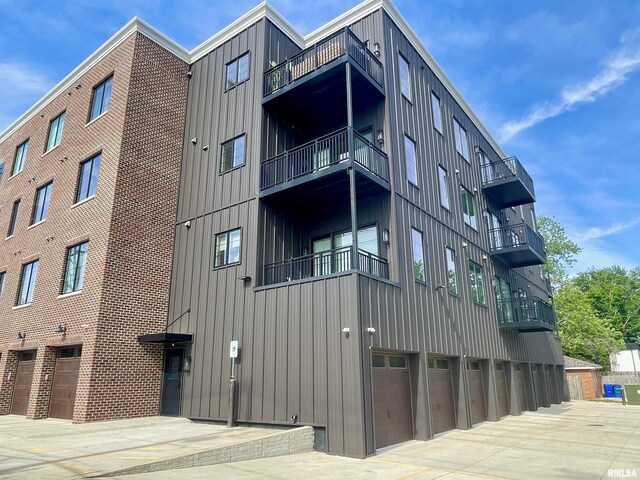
{"left": 498, "top": 297, "right": 556, "bottom": 332}
{"left": 260, "top": 127, "right": 390, "bottom": 199}
{"left": 264, "top": 28, "right": 384, "bottom": 100}
{"left": 481, "top": 156, "right": 535, "bottom": 208}
{"left": 263, "top": 246, "right": 388, "bottom": 286}
{"left": 489, "top": 222, "right": 546, "bottom": 267}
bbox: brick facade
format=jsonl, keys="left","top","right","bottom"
{"left": 0, "top": 31, "right": 188, "bottom": 422}
{"left": 566, "top": 370, "right": 602, "bottom": 401}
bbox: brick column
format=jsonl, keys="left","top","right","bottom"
{"left": 0, "top": 350, "right": 19, "bottom": 415}
{"left": 28, "top": 347, "right": 57, "bottom": 419}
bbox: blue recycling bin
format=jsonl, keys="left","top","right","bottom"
{"left": 613, "top": 384, "right": 623, "bottom": 398}
{"left": 604, "top": 384, "right": 614, "bottom": 397}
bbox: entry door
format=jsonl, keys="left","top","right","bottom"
{"left": 11, "top": 351, "right": 36, "bottom": 415}
{"left": 161, "top": 348, "right": 184, "bottom": 416}
{"left": 467, "top": 361, "right": 487, "bottom": 424}
{"left": 495, "top": 363, "right": 509, "bottom": 417}
{"left": 428, "top": 357, "right": 456, "bottom": 434}
{"left": 49, "top": 347, "right": 82, "bottom": 419}
{"left": 372, "top": 354, "right": 413, "bottom": 448}
{"left": 515, "top": 365, "right": 528, "bottom": 412}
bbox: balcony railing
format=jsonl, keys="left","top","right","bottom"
{"left": 481, "top": 156, "right": 535, "bottom": 207}
{"left": 263, "top": 246, "right": 389, "bottom": 285}
{"left": 488, "top": 222, "right": 546, "bottom": 267}
{"left": 497, "top": 297, "right": 556, "bottom": 332}
{"left": 263, "top": 28, "right": 384, "bottom": 97}
{"left": 260, "top": 127, "right": 389, "bottom": 191}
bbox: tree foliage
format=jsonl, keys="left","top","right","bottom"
{"left": 537, "top": 216, "right": 581, "bottom": 290}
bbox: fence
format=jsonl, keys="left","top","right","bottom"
{"left": 567, "top": 376, "right": 584, "bottom": 400}
{"left": 603, "top": 372, "right": 640, "bottom": 385}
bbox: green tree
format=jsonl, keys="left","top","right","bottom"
{"left": 537, "top": 216, "right": 581, "bottom": 290}
{"left": 555, "top": 283, "right": 625, "bottom": 367}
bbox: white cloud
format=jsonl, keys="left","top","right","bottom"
{"left": 498, "top": 28, "right": 640, "bottom": 142}
{"left": 0, "top": 61, "right": 51, "bottom": 132}
{"left": 574, "top": 217, "right": 640, "bottom": 243}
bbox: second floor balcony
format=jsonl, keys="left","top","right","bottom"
{"left": 497, "top": 296, "right": 556, "bottom": 332}
{"left": 481, "top": 156, "right": 535, "bottom": 208}
{"left": 260, "top": 127, "right": 390, "bottom": 198}
{"left": 263, "top": 246, "right": 389, "bottom": 286}
{"left": 489, "top": 222, "right": 546, "bottom": 268}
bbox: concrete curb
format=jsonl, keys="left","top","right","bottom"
{"left": 91, "top": 426, "right": 314, "bottom": 477}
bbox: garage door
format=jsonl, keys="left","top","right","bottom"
{"left": 428, "top": 357, "right": 456, "bottom": 434}
{"left": 495, "top": 363, "right": 509, "bottom": 417}
{"left": 49, "top": 347, "right": 82, "bottom": 420}
{"left": 10, "top": 351, "right": 36, "bottom": 415}
{"left": 515, "top": 364, "right": 527, "bottom": 412}
{"left": 372, "top": 354, "right": 413, "bottom": 448}
{"left": 467, "top": 361, "right": 487, "bottom": 424}
{"left": 531, "top": 365, "right": 542, "bottom": 408}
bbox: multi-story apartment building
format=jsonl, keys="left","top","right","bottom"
{"left": 0, "top": 0, "right": 564, "bottom": 459}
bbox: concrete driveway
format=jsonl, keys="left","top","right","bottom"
{"left": 115, "top": 401, "right": 640, "bottom": 480}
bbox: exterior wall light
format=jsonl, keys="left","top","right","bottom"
{"left": 376, "top": 129, "right": 384, "bottom": 145}
{"left": 54, "top": 324, "right": 67, "bottom": 335}
{"left": 16, "top": 331, "right": 26, "bottom": 341}
{"left": 382, "top": 229, "right": 390, "bottom": 245}
{"left": 373, "top": 42, "right": 380, "bottom": 57}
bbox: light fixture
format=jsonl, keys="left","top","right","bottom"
{"left": 373, "top": 42, "right": 380, "bottom": 57}
{"left": 382, "top": 229, "right": 390, "bottom": 245}
{"left": 474, "top": 146, "right": 481, "bottom": 154}
{"left": 54, "top": 324, "right": 67, "bottom": 335}
{"left": 376, "top": 129, "right": 384, "bottom": 145}
{"left": 435, "top": 285, "right": 446, "bottom": 291}
{"left": 186, "top": 70, "right": 193, "bottom": 78}
{"left": 184, "top": 221, "right": 191, "bottom": 229}
{"left": 455, "top": 169, "right": 460, "bottom": 174}
{"left": 462, "top": 242, "right": 468, "bottom": 248}
{"left": 190, "top": 137, "right": 197, "bottom": 144}
{"left": 202, "top": 145, "right": 209, "bottom": 151}
{"left": 184, "top": 356, "right": 192, "bottom": 372}
{"left": 482, "top": 254, "right": 488, "bottom": 260}
{"left": 16, "top": 331, "right": 26, "bottom": 341}
{"left": 366, "top": 327, "right": 376, "bottom": 334}
{"left": 342, "top": 327, "right": 350, "bottom": 338}
{"left": 238, "top": 275, "right": 251, "bottom": 284}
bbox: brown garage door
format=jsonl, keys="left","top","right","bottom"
{"left": 495, "top": 363, "right": 509, "bottom": 418}
{"left": 49, "top": 347, "right": 82, "bottom": 420}
{"left": 515, "top": 364, "right": 527, "bottom": 412}
{"left": 372, "top": 354, "right": 413, "bottom": 448}
{"left": 531, "top": 365, "right": 542, "bottom": 408}
{"left": 428, "top": 357, "right": 456, "bottom": 434}
{"left": 10, "top": 351, "right": 36, "bottom": 415}
{"left": 467, "top": 361, "right": 487, "bottom": 424}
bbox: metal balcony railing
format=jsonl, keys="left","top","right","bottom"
{"left": 481, "top": 156, "right": 535, "bottom": 207}
{"left": 263, "top": 28, "right": 384, "bottom": 97}
{"left": 260, "top": 127, "right": 389, "bottom": 190}
{"left": 488, "top": 223, "right": 546, "bottom": 260}
{"left": 263, "top": 246, "right": 389, "bottom": 285}
{"left": 497, "top": 297, "right": 556, "bottom": 331}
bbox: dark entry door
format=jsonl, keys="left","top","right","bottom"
{"left": 372, "top": 354, "right": 413, "bottom": 448}
{"left": 467, "top": 361, "right": 487, "bottom": 424}
{"left": 428, "top": 357, "right": 456, "bottom": 434}
{"left": 161, "top": 348, "right": 184, "bottom": 416}
{"left": 11, "top": 351, "right": 36, "bottom": 415}
{"left": 515, "top": 365, "right": 527, "bottom": 412}
{"left": 49, "top": 347, "right": 82, "bottom": 419}
{"left": 495, "top": 363, "right": 509, "bottom": 418}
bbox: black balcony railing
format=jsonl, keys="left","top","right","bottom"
{"left": 260, "top": 127, "right": 389, "bottom": 190}
{"left": 263, "top": 28, "right": 384, "bottom": 97}
{"left": 263, "top": 246, "right": 388, "bottom": 285}
{"left": 488, "top": 222, "right": 546, "bottom": 266}
{"left": 481, "top": 156, "right": 535, "bottom": 207}
{"left": 497, "top": 297, "right": 556, "bottom": 332}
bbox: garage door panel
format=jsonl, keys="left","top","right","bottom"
{"left": 49, "top": 348, "right": 81, "bottom": 420}
{"left": 468, "top": 368, "right": 487, "bottom": 424}
{"left": 495, "top": 366, "right": 509, "bottom": 418}
{"left": 429, "top": 367, "right": 456, "bottom": 435}
{"left": 515, "top": 368, "right": 527, "bottom": 412}
{"left": 10, "top": 353, "right": 36, "bottom": 416}
{"left": 373, "top": 355, "right": 413, "bottom": 449}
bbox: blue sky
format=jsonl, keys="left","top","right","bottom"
{"left": 1, "top": 0, "right": 639, "bottom": 273}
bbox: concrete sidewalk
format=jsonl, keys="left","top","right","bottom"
{"left": 0, "top": 415, "right": 310, "bottom": 479}
{"left": 113, "top": 401, "right": 640, "bottom": 480}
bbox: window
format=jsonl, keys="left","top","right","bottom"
{"left": 398, "top": 53, "right": 411, "bottom": 100}
{"left": 0, "top": 271, "right": 5, "bottom": 297}
{"left": 469, "top": 261, "right": 486, "bottom": 305}
{"left": 12, "top": 140, "right": 28, "bottom": 176}
{"left": 411, "top": 228, "right": 425, "bottom": 282}
{"left": 17, "top": 260, "right": 39, "bottom": 305}
{"left": 445, "top": 247, "right": 458, "bottom": 295}
{"left": 453, "top": 118, "right": 469, "bottom": 161}
{"left": 46, "top": 112, "right": 65, "bottom": 152}
{"left": 220, "top": 135, "right": 246, "bottom": 173}
{"left": 90, "top": 75, "right": 113, "bottom": 121}
{"left": 438, "top": 165, "right": 450, "bottom": 209}
{"left": 214, "top": 228, "right": 241, "bottom": 267}
{"left": 460, "top": 186, "right": 477, "bottom": 229}
{"left": 32, "top": 182, "right": 53, "bottom": 225}
{"left": 495, "top": 277, "right": 513, "bottom": 323}
{"left": 431, "top": 92, "right": 442, "bottom": 132}
{"left": 372, "top": 355, "right": 385, "bottom": 368}
{"left": 225, "top": 53, "right": 250, "bottom": 89}
{"left": 404, "top": 135, "right": 417, "bottom": 185}
{"left": 62, "top": 241, "right": 89, "bottom": 294}
{"left": 7, "top": 199, "right": 20, "bottom": 237}
{"left": 76, "top": 154, "right": 101, "bottom": 203}
{"left": 388, "top": 356, "right": 407, "bottom": 368}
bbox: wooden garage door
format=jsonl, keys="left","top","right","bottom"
{"left": 372, "top": 354, "right": 413, "bottom": 448}
{"left": 495, "top": 363, "right": 509, "bottom": 417}
{"left": 428, "top": 357, "right": 456, "bottom": 434}
{"left": 10, "top": 351, "right": 36, "bottom": 415}
{"left": 49, "top": 347, "right": 82, "bottom": 420}
{"left": 467, "top": 361, "right": 487, "bottom": 424}
{"left": 515, "top": 364, "right": 527, "bottom": 412}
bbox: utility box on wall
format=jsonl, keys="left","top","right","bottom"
{"left": 624, "top": 385, "right": 640, "bottom": 405}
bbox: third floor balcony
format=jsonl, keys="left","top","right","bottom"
{"left": 497, "top": 296, "right": 556, "bottom": 333}
{"left": 481, "top": 156, "right": 535, "bottom": 208}
{"left": 489, "top": 222, "right": 546, "bottom": 268}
